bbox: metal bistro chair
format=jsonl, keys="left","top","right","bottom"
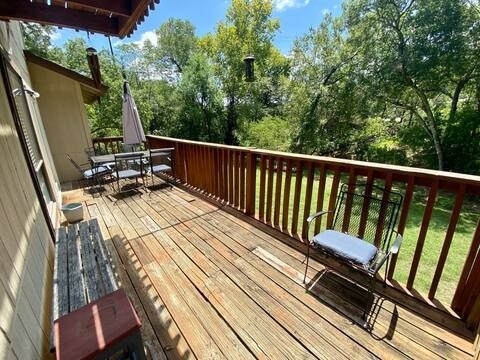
{"left": 65, "top": 153, "right": 111, "bottom": 191}
{"left": 112, "top": 152, "right": 145, "bottom": 194}
{"left": 148, "top": 148, "right": 172, "bottom": 187}
{"left": 304, "top": 183, "right": 403, "bottom": 319}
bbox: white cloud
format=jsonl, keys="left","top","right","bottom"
{"left": 49, "top": 31, "right": 62, "bottom": 41}
{"left": 321, "top": 8, "right": 331, "bottom": 16}
{"left": 134, "top": 30, "right": 157, "bottom": 48}
{"left": 274, "top": 0, "right": 310, "bottom": 11}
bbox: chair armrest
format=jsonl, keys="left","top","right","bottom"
{"left": 370, "top": 232, "right": 403, "bottom": 274}
{"left": 306, "top": 210, "right": 331, "bottom": 243}
{"left": 306, "top": 210, "right": 331, "bottom": 224}
{"left": 390, "top": 233, "right": 403, "bottom": 255}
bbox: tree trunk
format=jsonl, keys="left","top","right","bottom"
{"left": 418, "top": 94, "right": 444, "bottom": 171}
{"left": 401, "top": 74, "right": 444, "bottom": 170}
{"left": 225, "top": 94, "right": 238, "bottom": 145}
{"left": 476, "top": 75, "right": 480, "bottom": 114}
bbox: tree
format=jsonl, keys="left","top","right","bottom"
{"left": 60, "top": 38, "right": 91, "bottom": 75}
{"left": 344, "top": 0, "right": 480, "bottom": 170}
{"left": 155, "top": 18, "right": 197, "bottom": 74}
{"left": 174, "top": 52, "right": 224, "bottom": 142}
{"left": 203, "top": 0, "right": 282, "bottom": 145}
{"left": 287, "top": 14, "right": 372, "bottom": 157}
{"left": 22, "top": 23, "right": 62, "bottom": 61}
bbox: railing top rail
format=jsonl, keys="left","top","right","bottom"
{"left": 251, "top": 149, "right": 480, "bottom": 187}
{"left": 146, "top": 135, "right": 255, "bottom": 151}
{"left": 93, "top": 136, "right": 123, "bottom": 141}
{"left": 145, "top": 135, "right": 480, "bottom": 188}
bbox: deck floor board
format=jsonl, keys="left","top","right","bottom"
{"left": 62, "top": 183, "right": 475, "bottom": 360}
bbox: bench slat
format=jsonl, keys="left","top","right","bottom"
{"left": 53, "top": 227, "right": 69, "bottom": 320}
{"left": 79, "top": 221, "right": 101, "bottom": 302}
{"left": 67, "top": 224, "right": 87, "bottom": 311}
{"left": 89, "top": 219, "right": 119, "bottom": 293}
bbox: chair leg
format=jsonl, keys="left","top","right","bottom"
{"left": 303, "top": 244, "right": 311, "bottom": 284}
{"left": 363, "top": 274, "right": 376, "bottom": 320}
{"left": 383, "top": 258, "right": 389, "bottom": 287}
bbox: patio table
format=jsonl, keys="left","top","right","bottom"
{"left": 90, "top": 147, "right": 174, "bottom": 167}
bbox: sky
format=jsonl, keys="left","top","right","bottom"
{"left": 52, "top": 0, "right": 343, "bottom": 55}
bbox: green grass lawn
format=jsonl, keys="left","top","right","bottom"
{"left": 253, "top": 169, "right": 479, "bottom": 304}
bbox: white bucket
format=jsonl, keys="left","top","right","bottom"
{"left": 61, "top": 203, "right": 84, "bottom": 223}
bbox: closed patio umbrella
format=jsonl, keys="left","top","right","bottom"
{"left": 122, "top": 81, "right": 146, "bottom": 147}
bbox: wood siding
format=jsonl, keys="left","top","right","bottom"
{"left": 0, "top": 21, "right": 55, "bottom": 359}
{"left": 28, "top": 61, "right": 94, "bottom": 183}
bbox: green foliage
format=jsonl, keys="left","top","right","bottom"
{"left": 172, "top": 52, "right": 224, "bottom": 142}
{"left": 243, "top": 115, "right": 291, "bottom": 151}
{"left": 204, "top": 0, "right": 283, "bottom": 144}
{"left": 443, "top": 108, "right": 480, "bottom": 174}
{"left": 21, "top": 0, "right": 480, "bottom": 175}
{"left": 21, "top": 23, "right": 62, "bottom": 61}
{"left": 343, "top": 0, "right": 480, "bottom": 170}
{"left": 155, "top": 18, "right": 197, "bottom": 74}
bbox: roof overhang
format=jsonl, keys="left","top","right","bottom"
{"left": 25, "top": 50, "right": 108, "bottom": 104}
{"left": 0, "top": 0, "right": 159, "bottom": 38}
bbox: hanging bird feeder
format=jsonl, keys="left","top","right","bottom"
{"left": 243, "top": 55, "right": 255, "bottom": 82}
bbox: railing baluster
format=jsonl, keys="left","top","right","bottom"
{"left": 203, "top": 146, "right": 209, "bottom": 191}
{"left": 327, "top": 167, "right": 341, "bottom": 228}
{"left": 273, "top": 157, "right": 283, "bottom": 227}
{"left": 266, "top": 156, "right": 275, "bottom": 224}
{"left": 228, "top": 150, "right": 234, "bottom": 205}
{"left": 208, "top": 146, "right": 215, "bottom": 195}
{"left": 407, "top": 180, "right": 439, "bottom": 289}
{"left": 387, "top": 176, "right": 415, "bottom": 280}
{"left": 291, "top": 160, "right": 303, "bottom": 236}
{"left": 192, "top": 144, "right": 199, "bottom": 188}
{"left": 240, "top": 151, "right": 246, "bottom": 211}
{"left": 302, "top": 162, "right": 315, "bottom": 240}
{"left": 358, "top": 169, "right": 374, "bottom": 239}
{"left": 374, "top": 173, "right": 393, "bottom": 247}
{"left": 314, "top": 164, "right": 326, "bottom": 234}
{"left": 222, "top": 148, "right": 228, "bottom": 201}
{"left": 342, "top": 167, "right": 358, "bottom": 233}
{"left": 234, "top": 151, "right": 240, "bottom": 207}
{"left": 245, "top": 151, "right": 256, "bottom": 215}
{"left": 259, "top": 155, "right": 267, "bottom": 221}
{"left": 282, "top": 159, "right": 292, "bottom": 231}
{"left": 452, "top": 219, "right": 480, "bottom": 310}
{"left": 429, "top": 184, "right": 466, "bottom": 299}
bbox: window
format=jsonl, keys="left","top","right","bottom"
{"left": 7, "top": 65, "right": 53, "bottom": 208}
{"left": 0, "top": 53, "right": 55, "bottom": 239}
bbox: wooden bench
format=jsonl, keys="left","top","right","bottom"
{"left": 51, "top": 218, "right": 119, "bottom": 351}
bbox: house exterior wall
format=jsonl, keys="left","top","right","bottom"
{"left": 28, "top": 62, "right": 94, "bottom": 182}
{"left": 0, "top": 21, "right": 57, "bottom": 359}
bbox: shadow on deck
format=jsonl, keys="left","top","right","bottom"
{"left": 61, "top": 181, "right": 475, "bottom": 359}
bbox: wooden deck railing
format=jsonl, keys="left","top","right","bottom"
{"left": 145, "top": 135, "right": 480, "bottom": 328}
{"left": 92, "top": 136, "right": 123, "bottom": 154}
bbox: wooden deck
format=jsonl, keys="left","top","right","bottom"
{"left": 62, "top": 183, "right": 475, "bottom": 360}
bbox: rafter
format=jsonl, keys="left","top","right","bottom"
{"left": 118, "top": 0, "right": 150, "bottom": 37}
{"left": 0, "top": 0, "right": 119, "bottom": 36}
{"left": 64, "top": 0, "right": 131, "bottom": 18}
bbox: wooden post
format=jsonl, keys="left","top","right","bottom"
{"left": 245, "top": 150, "right": 257, "bottom": 216}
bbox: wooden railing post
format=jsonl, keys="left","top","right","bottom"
{"left": 245, "top": 149, "right": 257, "bottom": 216}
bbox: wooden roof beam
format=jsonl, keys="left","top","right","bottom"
{"left": 64, "top": 0, "right": 131, "bottom": 18}
{"left": 118, "top": 0, "right": 150, "bottom": 38}
{"left": 0, "top": 1, "right": 119, "bottom": 36}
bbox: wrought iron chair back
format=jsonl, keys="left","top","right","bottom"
{"left": 304, "top": 182, "right": 404, "bottom": 322}
{"left": 331, "top": 183, "right": 403, "bottom": 254}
